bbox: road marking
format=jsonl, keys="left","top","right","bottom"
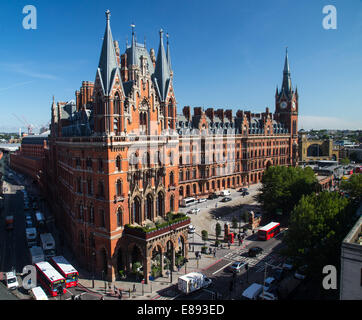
{"left": 212, "top": 261, "right": 233, "bottom": 275}
{"left": 201, "top": 258, "right": 222, "bottom": 271}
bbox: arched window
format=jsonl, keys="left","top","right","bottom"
{"left": 169, "top": 171, "right": 174, "bottom": 186}
{"left": 116, "top": 179, "right": 123, "bottom": 196}
{"left": 114, "top": 92, "right": 120, "bottom": 115}
{"left": 117, "top": 207, "right": 123, "bottom": 227}
{"left": 116, "top": 155, "right": 121, "bottom": 171}
{"left": 170, "top": 194, "right": 174, "bottom": 212}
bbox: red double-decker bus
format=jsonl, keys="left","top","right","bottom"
{"left": 258, "top": 222, "right": 281, "bottom": 241}
{"left": 34, "top": 261, "right": 66, "bottom": 297}
{"left": 49, "top": 256, "right": 79, "bottom": 288}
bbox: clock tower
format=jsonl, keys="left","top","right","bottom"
{"left": 275, "top": 48, "right": 299, "bottom": 165}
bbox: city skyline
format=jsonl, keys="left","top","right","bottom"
{"left": 0, "top": 0, "right": 362, "bottom": 132}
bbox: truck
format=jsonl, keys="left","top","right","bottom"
{"left": 5, "top": 216, "right": 14, "bottom": 231}
{"left": 40, "top": 233, "right": 56, "bottom": 260}
{"left": 26, "top": 227, "right": 37, "bottom": 247}
{"left": 178, "top": 272, "right": 212, "bottom": 295}
{"left": 29, "top": 246, "right": 45, "bottom": 264}
{"left": 5, "top": 271, "right": 19, "bottom": 290}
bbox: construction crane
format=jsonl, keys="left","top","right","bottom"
{"left": 12, "top": 113, "right": 36, "bottom": 135}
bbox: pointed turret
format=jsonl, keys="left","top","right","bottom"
{"left": 281, "top": 47, "right": 292, "bottom": 94}
{"left": 129, "top": 23, "right": 137, "bottom": 66}
{"left": 97, "top": 10, "right": 118, "bottom": 95}
{"left": 154, "top": 29, "right": 171, "bottom": 102}
{"left": 166, "top": 33, "right": 172, "bottom": 72}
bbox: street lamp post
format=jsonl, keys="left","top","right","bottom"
{"left": 92, "top": 251, "right": 96, "bottom": 288}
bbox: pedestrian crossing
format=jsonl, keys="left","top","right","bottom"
{"left": 223, "top": 247, "right": 282, "bottom": 272}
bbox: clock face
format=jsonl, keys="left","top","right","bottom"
{"left": 280, "top": 101, "right": 287, "bottom": 109}
{"left": 292, "top": 101, "right": 296, "bottom": 109}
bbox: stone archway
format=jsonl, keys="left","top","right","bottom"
{"left": 164, "top": 240, "right": 175, "bottom": 272}
{"left": 150, "top": 245, "right": 163, "bottom": 279}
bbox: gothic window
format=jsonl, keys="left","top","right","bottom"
{"left": 114, "top": 92, "right": 120, "bottom": 115}
{"left": 124, "top": 99, "right": 129, "bottom": 113}
{"left": 116, "top": 155, "right": 121, "bottom": 171}
{"left": 116, "top": 179, "right": 123, "bottom": 196}
{"left": 179, "top": 170, "right": 183, "bottom": 182}
{"left": 117, "top": 207, "right": 123, "bottom": 227}
{"left": 170, "top": 195, "right": 175, "bottom": 212}
{"left": 169, "top": 171, "right": 174, "bottom": 186}
{"left": 89, "top": 204, "right": 94, "bottom": 224}
{"left": 98, "top": 158, "right": 103, "bottom": 172}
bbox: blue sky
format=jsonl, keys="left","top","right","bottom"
{"left": 0, "top": 0, "right": 361, "bottom": 132}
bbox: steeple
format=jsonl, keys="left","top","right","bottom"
{"left": 154, "top": 29, "right": 171, "bottom": 102}
{"left": 97, "top": 10, "right": 118, "bottom": 95}
{"left": 281, "top": 47, "right": 292, "bottom": 94}
{"left": 166, "top": 33, "right": 172, "bottom": 72}
{"left": 129, "top": 23, "right": 137, "bottom": 66}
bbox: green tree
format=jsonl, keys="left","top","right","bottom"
{"left": 257, "top": 165, "right": 318, "bottom": 216}
{"left": 215, "top": 222, "right": 221, "bottom": 240}
{"left": 340, "top": 157, "right": 350, "bottom": 165}
{"left": 340, "top": 173, "right": 362, "bottom": 202}
{"left": 232, "top": 216, "right": 238, "bottom": 229}
{"left": 283, "top": 191, "right": 356, "bottom": 283}
{"left": 201, "top": 230, "right": 208, "bottom": 241}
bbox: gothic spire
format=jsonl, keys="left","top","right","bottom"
{"left": 154, "top": 29, "right": 171, "bottom": 101}
{"left": 281, "top": 47, "right": 292, "bottom": 94}
{"left": 166, "top": 33, "right": 172, "bottom": 72}
{"left": 97, "top": 10, "right": 118, "bottom": 95}
{"left": 130, "top": 23, "right": 137, "bottom": 66}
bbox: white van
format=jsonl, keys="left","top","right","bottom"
{"left": 5, "top": 271, "right": 19, "bottom": 290}
{"left": 220, "top": 190, "right": 231, "bottom": 197}
{"left": 30, "top": 286, "right": 48, "bottom": 300}
{"left": 241, "top": 283, "right": 266, "bottom": 300}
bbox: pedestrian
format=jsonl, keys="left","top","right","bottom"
{"left": 100, "top": 296, "right": 104, "bottom": 300}
{"left": 133, "top": 284, "right": 136, "bottom": 292}
{"left": 119, "top": 290, "right": 122, "bottom": 300}
{"left": 213, "top": 249, "right": 216, "bottom": 257}
{"left": 209, "top": 247, "right": 212, "bottom": 255}
{"left": 228, "top": 242, "right": 231, "bottom": 249}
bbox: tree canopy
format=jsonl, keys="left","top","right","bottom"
{"left": 340, "top": 173, "right": 362, "bottom": 202}
{"left": 257, "top": 165, "right": 318, "bottom": 216}
{"left": 282, "top": 191, "right": 356, "bottom": 282}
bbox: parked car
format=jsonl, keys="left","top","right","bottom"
{"left": 188, "top": 225, "right": 196, "bottom": 233}
{"left": 198, "top": 198, "right": 207, "bottom": 203}
{"left": 264, "top": 277, "right": 276, "bottom": 290}
{"left": 227, "top": 261, "right": 248, "bottom": 273}
{"left": 248, "top": 246, "right": 263, "bottom": 257}
{"left": 258, "top": 291, "right": 278, "bottom": 300}
{"left": 282, "top": 258, "right": 294, "bottom": 271}
{"left": 272, "top": 268, "right": 285, "bottom": 281}
{"left": 208, "top": 193, "right": 218, "bottom": 200}
{"left": 294, "top": 265, "right": 308, "bottom": 280}
{"left": 187, "top": 208, "right": 200, "bottom": 215}
{"left": 220, "top": 197, "right": 232, "bottom": 202}
{"left": 25, "top": 219, "right": 34, "bottom": 228}
{"left": 242, "top": 191, "right": 249, "bottom": 196}
{"left": 238, "top": 187, "right": 248, "bottom": 193}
